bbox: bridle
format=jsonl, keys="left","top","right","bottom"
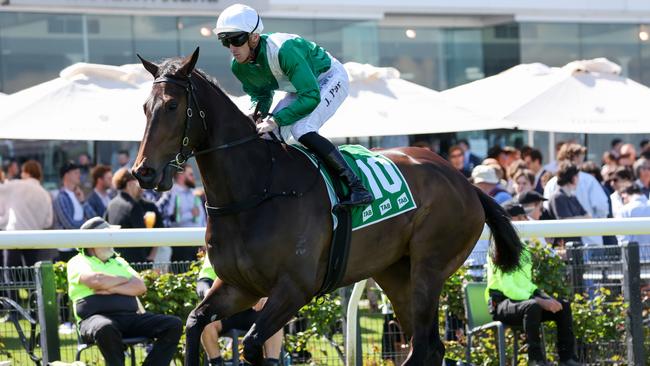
{"left": 152, "top": 74, "right": 258, "bottom": 171}
{"left": 151, "top": 73, "right": 318, "bottom": 217}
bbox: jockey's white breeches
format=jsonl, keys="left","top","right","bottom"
{"left": 273, "top": 59, "right": 349, "bottom": 141}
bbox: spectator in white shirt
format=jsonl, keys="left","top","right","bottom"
{"left": 608, "top": 167, "right": 635, "bottom": 218}
{"left": 617, "top": 184, "right": 650, "bottom": 248}
{"left": 544, "top": 143, "right": 609, "bottom": 245}
{"left": 0, "top": 160, "right": 56, "bottom": 266}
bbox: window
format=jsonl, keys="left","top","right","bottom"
{"left": 0, "top": 12, "right": 84, "bottom": 93}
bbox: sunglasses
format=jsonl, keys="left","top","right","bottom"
{"left": 219, "top": 32, "right": 249, "bottom": 48}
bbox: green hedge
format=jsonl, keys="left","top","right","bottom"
{"left": 49, "top": 242, "right": 628, "bottom": 365}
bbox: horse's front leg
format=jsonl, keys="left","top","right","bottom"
{"left": 242, "top": 278, "right": 309, "bottom": 365}
{"left": 185, "top": 279, "right": 257, "bottom": 366}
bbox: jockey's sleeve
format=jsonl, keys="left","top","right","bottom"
{"left": 273, "top": 45, "right": 321, "bottom": 126}
{"left": 242, "top": 83, "right": 274, "bottom": 117}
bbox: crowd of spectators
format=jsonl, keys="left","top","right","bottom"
{"left": 440, "top": 138, "right": 650, "bottom": 251}
{"left": 0, "top": 154, "right": 206, "bottom": 268}
{"left": 1, "top": 140, "right": 649, "bottom": 365}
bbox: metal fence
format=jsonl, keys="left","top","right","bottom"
{"left": 2, "top": 243, "right": 650, "bottom": 365}
{"left": 1, "top": 265, "right": 40, "bottom": 365}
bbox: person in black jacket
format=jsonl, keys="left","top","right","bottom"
{"left": 104, "top": 168, "right": 163, "bottom": 263}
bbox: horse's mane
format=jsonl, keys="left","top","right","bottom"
{"left": 157, "top": 57, "right": 254, "bottom": 129}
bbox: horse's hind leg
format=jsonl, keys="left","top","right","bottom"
{"left": 403, "top": 255, "right": 447, "bottom": 366}
{"left": 373, "top": 257, "right": 413, "bottom": 339}
{"left": 185, "top": 279, "right": 258, "bottom": 366}
{"left": 242, "top": 278, "right": 309, "bottom": 366}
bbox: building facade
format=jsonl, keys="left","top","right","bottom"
{"left": 1, "top": 0, "right": 650, "bottom": 185}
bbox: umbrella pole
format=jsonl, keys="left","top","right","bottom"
{"left": 549, "top": 132, "right": 556, "bottom": 162}
{"left": 527, "top": 130, "right": 534, "bottom": 147}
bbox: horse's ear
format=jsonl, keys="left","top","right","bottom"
{"left": 179, "top": 47, "right": 200, "bottom": 77}
{"left": 137, "top": 54, "right": 159, "bottom": 77}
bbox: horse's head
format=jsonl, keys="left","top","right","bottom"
{"left": 132, "top": 48, "right": 204, "bottom": 191}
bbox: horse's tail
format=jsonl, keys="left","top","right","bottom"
{"left": 474, "top": 186, "right": 522, "bottom": 272}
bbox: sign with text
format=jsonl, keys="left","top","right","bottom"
{"left": 5, "top": 0, "right": 269, "bottom": 11}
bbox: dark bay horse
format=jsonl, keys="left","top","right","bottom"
{"left": 132, "top": 48, "right": 522, "bottom": 366}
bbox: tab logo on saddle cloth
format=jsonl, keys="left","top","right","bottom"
{"left": 292, "top": 144, "right": 417, "bottom": 231}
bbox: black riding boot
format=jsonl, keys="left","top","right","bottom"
{"left": 299, "top": 132, "right": 374, "bottom": 206}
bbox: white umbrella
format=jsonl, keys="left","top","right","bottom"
{"left": 0, "top": 63, "right": 152, "bottom": 141}
{"left": 234, "top": 62, "right": 506, "bottom": 139}
{"left": 442, "top": 58, "right": 650, "bottom": 134}
{"left": 0, "top": 62, "right": 504, "bottom": 141}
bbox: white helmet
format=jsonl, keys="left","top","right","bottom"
{"left": 213, "top": 4, "right": 264, "bottom": 35}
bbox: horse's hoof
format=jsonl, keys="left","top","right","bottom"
{"left": 242, "top": 340, "right": 264, "bottom": 366}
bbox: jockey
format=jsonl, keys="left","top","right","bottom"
{"left": 214, "top": 4, "right": 373, "bottom": 207}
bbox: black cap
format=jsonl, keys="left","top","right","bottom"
{"left": 504, "top": 202, "right": 526, "bottom": 218}
{"left": 517, "top": 191, "right": 548, "bottom": 205}
{"left": 59, "top": 161, "right": 80, "bottom": 178}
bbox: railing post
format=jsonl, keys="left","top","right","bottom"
{"left": 566, "top": 242, "right": 584, "bottom": 295}
{"left": 622, "top": 242, "right": 645, "bottom": 365}
{"left": 346, "top": 280, "right": 367, "bottom": 366}
{"left": 35, "top": 261, "right": 60, "bottom": 363}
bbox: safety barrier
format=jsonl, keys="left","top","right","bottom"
{"left": 3, "top": 217, "right": 650, "bottom": 365}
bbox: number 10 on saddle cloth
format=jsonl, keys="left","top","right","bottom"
{"left": 292, "top": 144, "right": 417, "bottom": 230}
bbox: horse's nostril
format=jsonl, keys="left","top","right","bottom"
{"left": 133, "top": 166, "right": 156, "bottom": 181}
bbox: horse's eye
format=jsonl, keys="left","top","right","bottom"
{"left": 168, "top": 101, "right": 178, "bottom": 111}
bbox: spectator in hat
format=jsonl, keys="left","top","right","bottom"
{"left": 53, "top": 161, "right": 88, "bottom": 262}
{"left": 67, "top": 217, "right": 182, "bottom": 366}
{"left": 472, "top": 165, "right": 512, "bottom": 205}
{"left": 503, "top": 202, "right": 527, "bottom": 221}
{"left": 518, "top": 191, "right": 547, "bottom": 221}
{"left": 105, "top": 168, "right": 163, "bottom": 264}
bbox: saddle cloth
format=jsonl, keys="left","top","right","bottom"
{"left": 291, "top": 144, "right": 417, "bottom": 230}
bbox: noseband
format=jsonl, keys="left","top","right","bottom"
{"left": 152, "top": 74, "right": 258, "bottom": 171}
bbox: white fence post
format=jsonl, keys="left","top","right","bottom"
{"left": 346, "top": 280, "right": 367, "bottom": 366}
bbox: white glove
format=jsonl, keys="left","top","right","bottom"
{"left": 256, "top": 119, "right": 278, "bottom": 134}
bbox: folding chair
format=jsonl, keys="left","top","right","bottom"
{"left": 75, "top": 328, "right": 151, "bottom": 366}
{"left": 463, "top": 282, "right": 545, "bottom": 366}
